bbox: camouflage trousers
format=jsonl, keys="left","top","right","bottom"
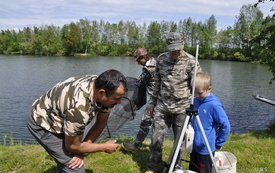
{"left": 133, "top": 110, "right": 153, "bottom": 148}
{"left": 147, "top": 107, "right": 187, "bottom": 172}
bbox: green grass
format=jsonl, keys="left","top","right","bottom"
{"left": 1, "top": 130, "right": 275, "bottom": 173}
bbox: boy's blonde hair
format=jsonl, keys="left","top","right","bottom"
{"left": 195, "top": 72, "right": 211, "bottom": 90}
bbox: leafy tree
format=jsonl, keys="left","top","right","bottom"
{"left": 200, "top": 15, "right": 218, "bottom": 59}
{"left": 118, "top": 20, "right": 126, "bottom": 45}
{"left": 254, "top": 0, "right": 275, "bottom": 81}
{"left": 61, "top": 22, "right": 81, "bottom": 55}
{"left": 89, "top": 20, "right": 101, "bottom": 55}
{"left": 170, "top": 21, "right": 177, "bottom": 32}
{"left": 146, "top": 21, "right": 165, "bottom": 56}
{"left": 180, "top": 18, "right": 194, "bottom": 47}
{"left": 253, "top": 16, "right": 275, "bottom": 81}
{"left": 216, "top": 26, "right": 235, "bottom": 60}
{"left": 136, "top": 22, "right": 147, "bottom": 48}
{"left": 78, "top": 19, "right": 92, "bottom": 54}
{"left": 0, "top": 30, "right": 20, "bottom": 54}
{"left": 0, "top": 3, "right": 273, "bottom": 61}
{"left": 40, "top": 25, "right": 62, "bottom": 55}
{"left": 32, "top": 26, "right": 43, "bottom": 55}
{"left": 126, "top": 21, "right": 139, "bottom": 46}
{"left": 234, "top": 4, "right": 264, "bottom": 60}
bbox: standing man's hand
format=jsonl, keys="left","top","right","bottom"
{"left": 68, "top": 153, "right": 84, "bottom": 169}
{"left": 147, "top": 106, "right": 155, "bottom": 117}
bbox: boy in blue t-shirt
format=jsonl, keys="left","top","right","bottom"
{"left": 189, "top": 72, "right": 230, "bottom": 173}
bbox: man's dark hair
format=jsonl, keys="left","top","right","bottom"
{"left": 95, "top": 69, "right": 127, "bottom": 96}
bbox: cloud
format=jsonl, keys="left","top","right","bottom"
{"left": 0, "top": 0, "right": 273, "bottom": 31}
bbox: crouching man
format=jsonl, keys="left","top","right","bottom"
{"left": 27, "top": 69, "right": 127, "bottom": 172}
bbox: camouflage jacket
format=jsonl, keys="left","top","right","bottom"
{"left": 149, "top": 51, "right": 201, "bottom": 114}
{"left": 137, "top": 57, "right": 157, "bottom": 97}
{"left": 31, "top": 75, "right": 111, "bottom": 136}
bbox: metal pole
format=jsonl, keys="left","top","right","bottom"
{"left": 195, "top": 115, "right": 219, "bottom": 173}
{"left": 191, "top": 44, "right": 199, "bottom": 105}
{"left": 167, "top": 115, "right": 191, "bottom": 173}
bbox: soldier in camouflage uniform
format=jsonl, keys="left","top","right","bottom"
{"left": 145, "top": 32, "right": 202, "bottom": 173}
{"left": 26, "top": 69, "right": 127, "bottom": 173}
{"left": 122, "top": 48, "right": 156, "bottom": 152}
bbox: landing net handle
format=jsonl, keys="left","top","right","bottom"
{"left": 186, "top": 44, "right": 199, "bottom": 113}
{"left": 190, "top": 44, "right": 199, "bottom": 106}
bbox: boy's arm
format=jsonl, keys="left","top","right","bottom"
{"left": 213, "top": 105, "right": 231, "bottom": 149}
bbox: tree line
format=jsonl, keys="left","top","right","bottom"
{"left": 0, "top": 4, "right": 274, "bottom": 78}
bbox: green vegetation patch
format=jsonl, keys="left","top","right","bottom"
{"left": 1, "top": 131, "right": 275, "bottom": 173}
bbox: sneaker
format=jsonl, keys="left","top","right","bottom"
{"left": 122, "top": 143, "right": 139, "bottom": 153}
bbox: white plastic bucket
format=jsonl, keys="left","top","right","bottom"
{"left": 173, "top": 170, "right": 197, "bottom": 173}
{"left": 212, "top": 151, "right": 237, "bottom": 173}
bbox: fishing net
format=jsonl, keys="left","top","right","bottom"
{"left": 86, "top": 77, "right": 147, "bottom": 142}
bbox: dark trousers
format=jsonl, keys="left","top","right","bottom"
{"left": 189, "top": 150, "right": 214, "bottom": 173}
{"left": 26, "top": 112, "right": 86, "bottom": 173}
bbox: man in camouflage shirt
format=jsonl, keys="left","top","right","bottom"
{"left": 145, "top": 32, "right": 202, "bottom": 173}
{"left": 122, "top": 48, "right": 156, "bottom": 152}
{"left": 27, "top": 69, "right": 127, "bottom": 173}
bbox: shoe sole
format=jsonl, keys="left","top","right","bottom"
{"left": 121, "top": 143, "right": 138, "bottom": 153}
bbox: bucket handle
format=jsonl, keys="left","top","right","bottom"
{"left": 220, "top": 151, "right": 234, "bottom": 168}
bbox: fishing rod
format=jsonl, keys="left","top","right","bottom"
{"left": 164, "top": 45, "right": 219, "bottom": 173}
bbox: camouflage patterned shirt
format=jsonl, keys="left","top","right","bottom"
{"left": 137, "top": 57, "right": 157, "bottom": 97}
{"left": 31, "top": 75, "right": 111, "bottom": 136}
{"left": 149, "top": 51, "right": 201, "bottom": 114}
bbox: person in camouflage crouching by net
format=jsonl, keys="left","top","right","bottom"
{"left": 145, "top": 32, "right": 202, "bottom": 173}
{"left": 27, "top": 69, "right": 127, "bottom": 173}
{"left": 122, "top": 48, "right": 156, "bottom": 152}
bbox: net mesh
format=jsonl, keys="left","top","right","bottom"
{"left": 86, "top": 77, "right": 147, "bottom": 142}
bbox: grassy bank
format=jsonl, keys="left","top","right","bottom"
{"left": 1, "top": 130, "right": 275, "bottom": 173}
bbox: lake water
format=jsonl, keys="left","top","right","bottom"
{"left": 1, "top": 55, "right": 275, "bottom": 144}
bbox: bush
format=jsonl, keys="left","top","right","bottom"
{"left": 233, "top": 52, "right": 250, "bottom": 62}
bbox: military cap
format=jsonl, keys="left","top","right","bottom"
{"left": 166, "top": 32, "right": 185, "bottom": 51}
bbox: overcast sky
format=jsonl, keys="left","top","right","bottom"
{"left": 0, "top": 0, "right": 273, "bottom": 31}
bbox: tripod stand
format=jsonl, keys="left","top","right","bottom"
{"left": 163, "top": 45, "right": 219, "bottom": 173}
{"left": 163, "top": 105, "right": 219, "bottom": 173}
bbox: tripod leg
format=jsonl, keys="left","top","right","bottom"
{"left": 195, "top": 115, "right": 219, "bottom": 173}
{"left": 163, "top": 115, "right": 190, "bottom": 173}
